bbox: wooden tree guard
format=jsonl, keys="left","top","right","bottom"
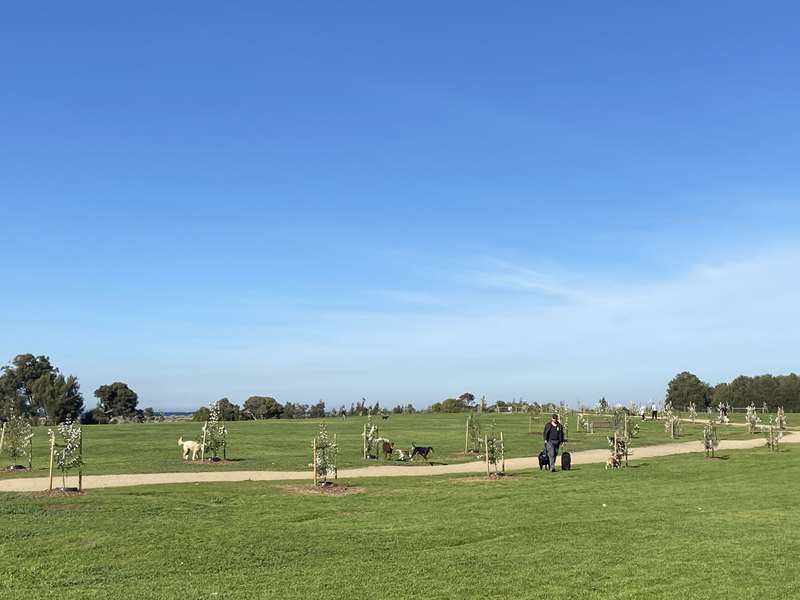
{"left": 201, "top": 422, "right": 208, "bottom": 462}
{"left": 48, "top": 432, "right": 55, "bottom": 491}
{"left": 312, "top": 438, "right": 318, "bottom": 486}
{"left": 334, "top": 434, "right": 338, "bottom": 480}
{"left": 362, "top": 424, "right": 367, "bottom": 459}
{"left": 78, "top": 432, "right": 83, "bottom": 492}
{"left": 465, "top": 417, "right": 470, "bottom": 453}
{"left": 0, "top": 421, "right": 5, "bottom": 456}
{"left": 500, "top": 432, "right": 505, "bottom": 474}
{"left": 484, "top": 434, "right": 490, "bottom": 476}
{"left": 28, "top": 436, "right": 33, "bottom": 470}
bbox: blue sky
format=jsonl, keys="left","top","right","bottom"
{"left": 2, "top": 3, "right": 800, "bottom": 410}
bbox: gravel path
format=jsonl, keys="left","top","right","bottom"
{"left": 2, "top": 431, "right": 795, "bottom": 493}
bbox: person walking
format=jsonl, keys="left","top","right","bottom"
{"left": 651, "top": 401, "right": 658, "bottom": 420}
{"left": 543, "top": 413, "right": 565, "bottom": 472}
{"left": 639, "top": 404, "right": 646, "bottom": 420}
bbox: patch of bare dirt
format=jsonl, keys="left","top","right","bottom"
{"left": 278, "top": 483, "right": 365, "bottom": 496}
{"left": 454, "top": 472, "right": 518, "bottom": 483}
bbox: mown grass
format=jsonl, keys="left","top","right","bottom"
{"left": 1, "top": 412, "right": 758, "bottom": 478}
{"left": 1, "top": 446, "right": 799, "bottom": 599}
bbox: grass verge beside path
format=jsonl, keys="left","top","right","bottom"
{"left": 0, "top": 413, "right": 760, "bottom": 478}
{"left": 2, "top": 446, "right": 799, "bottom": 599}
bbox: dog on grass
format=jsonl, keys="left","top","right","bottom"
{"left": 537, "top": 448, "right": 549, "bottom": 470}
{"left": 395, "top": 448, "right": 411, "bottom": 461}
{"left": 381, "top": 440, "right": 394, "bottom": 459}
{"left": 605, "top": 455, "right": 620, "bottom": 470}
{"left": 178, "top": 437, "right": 202, "bottom": 461}
{"left": 411, "top": 443, "right": 434, "bottom": 463}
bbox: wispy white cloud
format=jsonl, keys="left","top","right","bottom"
{"left": 466, "top": 259, "right": 584, "bottom": 302}
{"left": 241, "top": 244, "right": 800, "bottom": 406}
{"left": 50, "top": 244, "right": 800, "bottom": 409}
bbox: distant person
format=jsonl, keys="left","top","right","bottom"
{"left": 651, "top": 402, "right": 658, "bottom": 420}
{"left": 639, "top": 405, "right": 646, "bottom": 420}
{"left": 543, "top": 413, "right": 565, "bottom": 473}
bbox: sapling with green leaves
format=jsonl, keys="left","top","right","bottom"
{"left": 362, "top": 415, "right": 379, "bottom": 459}
{"left": 313, "top": 423, "right": 338, "bottom": 485}
{"left": 744, "top": 403, "right": 761, "bottom": 434}
{"left": 775, "top": 407, "right": 787, "bottom": 431}
{"left": 203, "top": 401, "right": 228, "bottom": 460}
{"left": 465, "top": 413, "right": 482, "bottom": 454}
{"left": 663, "top": 402, "right": 682, "bottom": 439}
{"left": 765, "top": 418, "right": 783, "bottom": 452}
{"left": 49, "top": 419, "right": 83, "bottom": 490}
{"left": 702, "top": 420, "right": 719, "bottom": 458}
{"left": 576, "top": 413, "right": 593, "bottom": 433}
{"left": 483, "top": 423, "right": 505, "bottom": 476}
{"left": 2, "top": 410, "right": 33, "bottom": 469}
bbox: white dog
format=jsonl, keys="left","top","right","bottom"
{"left": 178, "top": 437, "right": 202, "bottom": 461}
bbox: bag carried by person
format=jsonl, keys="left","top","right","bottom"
{"left": 560, "top": 451, "right": 571, "bottom": 470}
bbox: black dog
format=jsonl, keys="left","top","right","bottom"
{"left": 411, "top": 444, "right": 434, "bottom": 463}
{"left": 538, "top": 447, "right": 549, "bottom": 470}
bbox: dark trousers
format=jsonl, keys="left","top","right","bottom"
{"left": 651, "top": 410, "right": 657, "bottom": 419}
{"left": 546, "top": 441, "right": 560, "bottom": 471}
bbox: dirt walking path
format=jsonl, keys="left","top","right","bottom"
{"left": 2, "top": 431, "right": 796, "bottom": 493}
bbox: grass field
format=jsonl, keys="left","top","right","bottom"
{"left": 2, "top": 445, "right": 798, "bottom": 599}
{"left": 0, "top": 412, "right": 762, "bottom": 478}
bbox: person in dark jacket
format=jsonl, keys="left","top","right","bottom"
{"left": 543, "top": 414, "right": 565, "bottom": 472}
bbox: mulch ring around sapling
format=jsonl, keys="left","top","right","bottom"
{"left": 27, "top": 488, "right": 85, "bottom": 498}
{"left": 278, "top": 482, "right": 366, "bottom": 496}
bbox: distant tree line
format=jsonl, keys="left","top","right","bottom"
{"left": 429, "top": 392, "right": 546, "bottom": 414}
{"left": 0, "top": 354, "right": 155, "bottom": 424}
{"left": 191, "top": 396, "right": 420, "bottom": 421}
{"left": 666, "top": 371, "right": 800, "bottom": 412}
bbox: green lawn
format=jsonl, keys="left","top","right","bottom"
{"left": 1, "top": 445, "right": 798, "bottom": 599}
{"left": 1, "top": 413, "right": 759, "bottom": 478}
